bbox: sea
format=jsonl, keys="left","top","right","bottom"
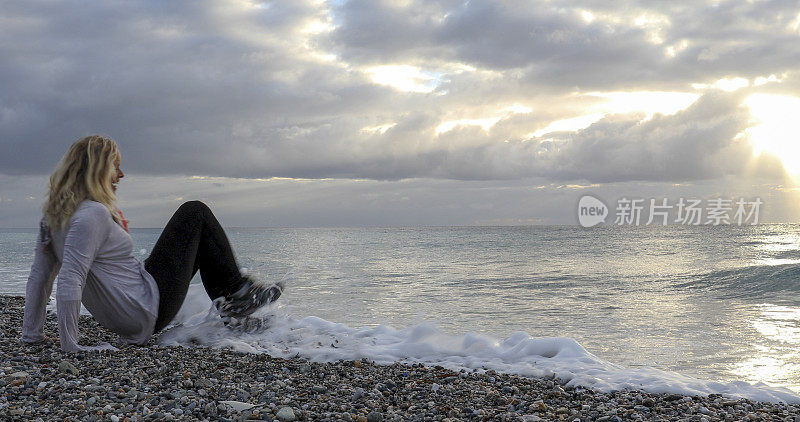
{"left": 2, "top": 224, "right": 800, "bottom": 403}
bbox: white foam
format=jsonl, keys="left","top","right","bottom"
{"left": 158, "top": 285, "right": 800, "bottom": 404}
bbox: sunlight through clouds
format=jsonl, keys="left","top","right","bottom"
{"left": 745, "top": 94, "right": 800, "bottom": 175}
{"left": 435, "top": 117, "right": 503, "bottom": 135}
{"left": 664, "top": 39, "right": 688, "bottom": 58}
{"left": 588, "top": 91, "right": 699, "bottom": 116}
{"left": 716, "top": 77, "right": 751, "bottom": 92}
{"left": 790, "top": 12, "right": 800, "bottom": 32}
{"left": 530, "top": 91, "right": 699, "bottom": 138}
{"left": 530, "top": 114, "right": 606, "bottom": 138}
{"left": 435, "top": 105, "right": 533, "bottom": 135}
{"left": 692, "top": 75, "right": 785, "bottom": 91}
{"left": 634, "top": 12, "right": 670, "bottom": 44}
{"left": 2, "top": 0, "right": 800, "bottom": 225}
{"left": 360, "top": 123, "right": 397, "bottom": 134}
{"left": 754, "top": 75, "right": 782, "bottom": 86}
{"left": 366, "top": 65, "right": 441, "bottom": 93}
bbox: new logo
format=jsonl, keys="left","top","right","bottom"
{"left": 577, "top": 195, "right": 608, "bottom": 227}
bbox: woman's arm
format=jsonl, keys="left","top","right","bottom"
{"left": 22, "top": 218, "right": 62, "bottom": 343}
{"left": 53, "top": 205, "right": 112, "bottom": 352}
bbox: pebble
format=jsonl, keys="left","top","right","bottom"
{"left": 1, "top": 294, "right": 796, "bottom": 422}
{"left": 58, "top": 361, "right": 79, "bottom": 375}
{"left": 275, "top": 406, "right": 296, "bottom": 421}
{"left": 219, "top": 400, "right": 256, "bottom": 412}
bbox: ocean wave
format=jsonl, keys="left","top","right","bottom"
{"left": 671, "top": 263, "right": 800, "bottom": 298}
{"left": 156, "top": 284, "right": 800, "bottom": 404}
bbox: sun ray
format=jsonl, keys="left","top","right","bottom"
{"left": 745, "top": 94, "right": 800, "bottom": 177}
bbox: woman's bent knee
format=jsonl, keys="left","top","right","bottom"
{"left": 178, "top": 200, "right": 209, "bottom": 214}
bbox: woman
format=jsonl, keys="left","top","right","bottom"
{"left": 22, "top": 135, "right": 282, "bottom": 352}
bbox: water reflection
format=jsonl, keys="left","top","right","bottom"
{"left": 732, "top": 304, "right": 800, "bottom": 392}
{"left": 751, "top": 232, "right": 800, "bottom": 266}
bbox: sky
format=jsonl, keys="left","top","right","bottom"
{"left": 1, "top": 0, "right": 799, "bottom": 227}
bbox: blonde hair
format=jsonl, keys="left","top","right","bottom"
{"left": 43, "top": 135, "right": 121, "bottom": 231}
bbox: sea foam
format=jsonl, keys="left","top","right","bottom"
{"left": 156, "top": 284, "right": 800, "bottom": 404}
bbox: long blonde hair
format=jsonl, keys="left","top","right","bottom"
{"left": 43, "top": 135, "right": 120, "bottom": 231}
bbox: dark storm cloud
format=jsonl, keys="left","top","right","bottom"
{"left": 0, "top": 0, "right": 795, "bottom": 184}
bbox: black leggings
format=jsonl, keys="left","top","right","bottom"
{"left": 144, "top": 200, "right": 245, "bottom": 333}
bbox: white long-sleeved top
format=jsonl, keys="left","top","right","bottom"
{"left": 22, "top": 200, "right": 160, "bottom": 352}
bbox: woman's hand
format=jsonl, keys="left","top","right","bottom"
{"left": 78, "top": 342, "right": 119, "bottom": 353}
{"left": 61, "top": 341, "right": 119, "bottom": 353}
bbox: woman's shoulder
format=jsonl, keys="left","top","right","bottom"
{"left": 72, "top": 200, "right": 112, "bottom": 220}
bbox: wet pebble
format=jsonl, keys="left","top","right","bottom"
{"left": 2, "top": 295, "right": 797, "bottom": 422}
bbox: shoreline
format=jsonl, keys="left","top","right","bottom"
{"left": 1, "top": 295, "right": 798, "bottom": 421}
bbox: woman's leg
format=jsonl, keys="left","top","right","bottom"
{"left": 144, "top": 200, "right": 246, "bottom": 333}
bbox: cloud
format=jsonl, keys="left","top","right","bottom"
{"left": 1, "top": 173, "right": 796, "bottom": 227}
{"left": 219, "top": 91, "right": 785, "bottom": 182}
{"left": 331, "top": 0, "right": 800, "bottom": 90}
{"left": 0, "top": 0, "right": 796, "bottom": 186}
{"left": 537, "top": 91, "right": 782, "bottom": 183}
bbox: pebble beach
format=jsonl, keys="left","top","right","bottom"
{"left": 2, "top": 295, "right": 799, "bottom": 422}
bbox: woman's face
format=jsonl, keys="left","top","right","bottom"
{"left": 111, "top": 152, "right": 124, "bottom": 192}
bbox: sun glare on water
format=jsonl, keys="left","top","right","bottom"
{"left": 745, "top": 94, "right": 800, "bottom": 178}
